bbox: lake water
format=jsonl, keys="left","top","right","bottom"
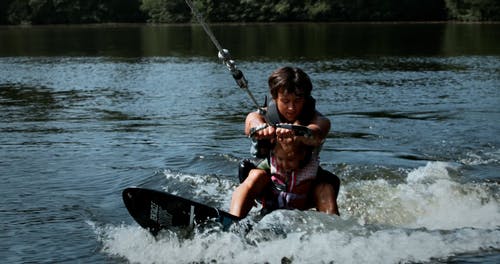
{"left": 0, "top": 23, "right": 499, "bottom": 263}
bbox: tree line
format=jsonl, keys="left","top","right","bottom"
{"left": 1, "top": 0, "right": 499, "bottom": 25}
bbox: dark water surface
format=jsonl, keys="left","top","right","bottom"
{"left": 1, "top": 23, "right": 499, "bottom": 263}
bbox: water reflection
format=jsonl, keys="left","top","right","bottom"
{"left": 1, "top": 23, "right": 499, "bottom": 58}
{"left": 337, "top": 110, "right": 452, "bottom": 121}
{"left": 0, "top": 83, "right": 60, "bottom": 122}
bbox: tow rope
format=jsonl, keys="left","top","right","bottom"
{"left": 184, "top": 0, "right": 264, "bottom": 112}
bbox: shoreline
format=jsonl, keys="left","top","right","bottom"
{"left": 1, "top": 20, "right": 500, "bottom": 28}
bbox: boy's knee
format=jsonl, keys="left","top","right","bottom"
{"left": 314, "top": 183, "right": 339, "bottom": 215}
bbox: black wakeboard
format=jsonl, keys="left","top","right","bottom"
{"left": 122, "top": 187, "right": 241, "bottom": 235}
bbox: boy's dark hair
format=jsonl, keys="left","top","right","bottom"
{"left": 268, "top": 67, "right": 312, "bottom": 99}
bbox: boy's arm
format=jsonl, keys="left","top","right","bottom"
{"left": 298, "top": 111, "right": 330, "bottom": 147}
{"left": 245, "top": 110, "right": 275, "bottom": 139}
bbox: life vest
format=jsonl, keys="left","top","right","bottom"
{"left": 266, "top": 153, "right": 319, "bottom": 209}
{"left": 265, "top": 95, "right": 316, "bottom": 125}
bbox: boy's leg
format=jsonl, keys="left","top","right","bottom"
{"left": 313, "top": 167, "right": 340, "bottom": 215}
{"left": 230, "top": 168, "right": 270, "bottom": 217}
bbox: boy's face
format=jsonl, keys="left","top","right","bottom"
{"left": 276, "top": 89, "right": 305, "bottom": 123}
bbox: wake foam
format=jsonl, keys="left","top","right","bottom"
{"left": 341, "top": 161, "right": 499, "bottom": 230}
{"left": 92, "top": 219, "right": 500, "bottom": 264}
{"left": 96, "top": 162, "right": 499, "bottom": 263}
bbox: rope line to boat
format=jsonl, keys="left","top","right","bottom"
{"left": 184, "top": 0, "right": 264, "bottom": 112}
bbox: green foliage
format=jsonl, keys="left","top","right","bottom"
{"left": 5, "top": 0, "right": 28, "bottom": 24}
{"left": 1, "top": 0, "right": 145, "bottom": 24}
{"left": 444, "top": 0, "right": 500, "bottom": 21}
{"left": 0, "top": 0, "right": 497, "bottom": 25}
{"left": 140, "top": 0, "right": 189, "bottom": 23}
{"left": 306, "top": 1, "right": 332, "bottom": 20}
